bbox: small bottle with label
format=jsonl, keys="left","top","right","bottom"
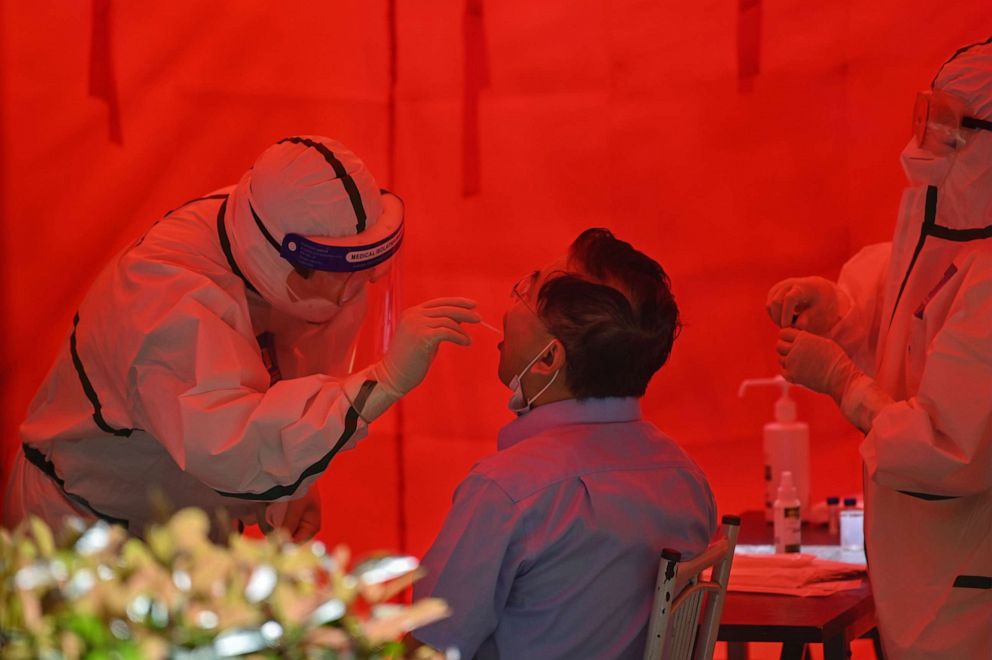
{"left": 773, "top": 471, "right": 802, "bottom": 553}
{"left": 826, "top": 496, "right": 840, "bottom": 538}
{"left": 840, "top": 497, "right": 864, "bottom": 552}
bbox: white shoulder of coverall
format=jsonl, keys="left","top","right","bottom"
{"left": 86, "top": 193, "right": 360, "bottom": 538}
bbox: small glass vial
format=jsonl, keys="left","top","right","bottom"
{"left": 773, "top": 471, "right": 802, "bottom": 553}
{"left": 840, "top": 497, "right": 864, "bottom": 552}
{"left": 826, "top": 496, "right": 840, "bottom": 537}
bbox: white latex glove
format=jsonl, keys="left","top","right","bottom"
{"left": 777, "top": 330, "right": 895, "bottom": 433}
{"left": 766, "top": 276, "right": 850, "bottom": 334}
{"left": 375, "top": 297, "right": 480, "bottom": 396}
{"left": 351, "top": 298, "right": 479, "bottom": 422}
{"left": 776, "top": 329, "right": 860, "bottom": 404}
{"left": 264, "top": 484, "right": 322, "bottom": 542}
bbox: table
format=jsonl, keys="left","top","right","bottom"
{"left": 717, "top": 511, "right": 881, "bottom": 660}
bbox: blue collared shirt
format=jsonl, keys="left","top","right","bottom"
{"left": 413, "top": 398, "right": 716, "bottom": 659}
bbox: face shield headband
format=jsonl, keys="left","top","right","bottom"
{"left": 247, "top": 191, "right": 405, "bottom": 274}
{"left": 281, "top": 222, "right": 404, "bottom": 272}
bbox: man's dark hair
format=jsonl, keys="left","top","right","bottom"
{"left": 536, "top": 228, "right": 681, "bottom": 399}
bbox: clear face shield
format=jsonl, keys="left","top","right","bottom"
{"left": 280, "top": 192, "right": 404, "bottom": 376}
{"left": 348, "top": 249, "right": 402, "bottom": 375}
{"left": 912, "top": 88, "right": 992, "bottom": 155}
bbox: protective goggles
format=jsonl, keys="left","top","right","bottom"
{"left": 912, "top": 89, "right": 992, "bottom": 153}
{"left": 250, "top": 191, "right": 404, "bottom": 273}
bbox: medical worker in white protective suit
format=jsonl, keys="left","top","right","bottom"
{"left": 3, "top": 135, "right": 480, "bottom": 540}
{"left": 768, "top": 40, "right": 992, "bottom": 658}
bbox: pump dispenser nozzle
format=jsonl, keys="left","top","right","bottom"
{"left": 739, "top": 375, "right": 796, "bottom": 423}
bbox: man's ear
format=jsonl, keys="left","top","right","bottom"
{"left": 532, "top": 339, "right": 566, "bottom": 375}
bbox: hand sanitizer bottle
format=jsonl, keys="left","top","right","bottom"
{"left": 774, "top": 471, "right": 802, "bottom": 553}
{"left": 739, "top": 376, "right": 810, "bottom": 521}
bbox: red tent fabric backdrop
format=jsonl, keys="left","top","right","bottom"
{"left": 1, "top": 1, "right": 988, "bottom": 559}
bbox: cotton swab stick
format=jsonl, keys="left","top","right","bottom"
{"left": 478, "top": 320, "right": 502, "bottom": 335}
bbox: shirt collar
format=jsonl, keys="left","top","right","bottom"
{"left": 497, "top": 397, "right": 642, "bottom": 451}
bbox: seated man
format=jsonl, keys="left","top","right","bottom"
{"left": 412, "top": 228, "right": 717, "bottom": 658}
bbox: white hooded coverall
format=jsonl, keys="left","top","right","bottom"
{"left": 3, "top": 137, "right": 386, "bottom": 535}
{"left": 829, "top": 40, "right": 992, "bottom": 658}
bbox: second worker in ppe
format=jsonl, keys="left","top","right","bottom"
{"left": 3, "top": 135, "right": 480, "bottom": 541}
{"left": 767, "top": 39, "right": 992, "bottom": 659}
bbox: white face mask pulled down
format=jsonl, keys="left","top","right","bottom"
{"left": 284, "top": 289, "right": 343, "bottom": 324}
{"left": 285, "top": 271, "right": 369, "bottom": 324}
{"left": 507, "top": 340, "right": 560, "bottom": 416}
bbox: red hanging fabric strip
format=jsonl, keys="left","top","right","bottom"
{"left": 88, "top": 0, "right": 122, "bottom": 144}
{"left": 386, "top": 0, "right": 399, "bottom": 190}
{"left": 737, "top": 0, "right": 762, "bottom": 93}
{"left": 462, "top": 0, "right": 490, "bottom": 197}
{"left": 385, "top": 0, "right": 409, "bottom": 555}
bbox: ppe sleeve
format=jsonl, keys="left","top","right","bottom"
{"left": 412, "top": 474, "right": 522, "bottom": 657}
{"left": 859, "top": 259, "right": 992, "bottom": 496}
{"left": 130, "top": 288, "right": 378, "bottom": 501}
{"left": 830, "top": 242, "right": 892, "bottom": 374}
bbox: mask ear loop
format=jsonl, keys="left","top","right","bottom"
{"left": 526, "top": 369, "right": 560, "bottom": 408}
{"left": 526, "top": 341, "right": 562, "bottom": 407}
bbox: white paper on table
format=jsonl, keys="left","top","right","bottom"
{"left": 709, "top": 552, "right": 867, "bottom": 597}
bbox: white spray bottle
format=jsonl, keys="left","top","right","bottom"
{"left": 739, "top": 375, "right": 810, "bottom": 522}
